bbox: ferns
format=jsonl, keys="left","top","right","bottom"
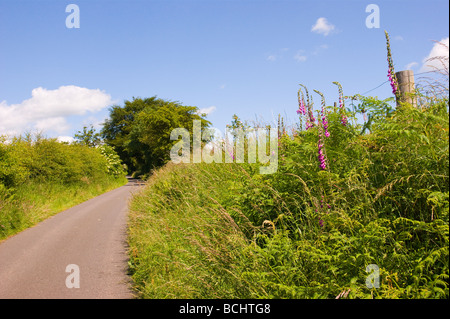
{"left": 127, "top": 74, "right": 448, "bottom": 299}
{"left": 238, "top": 98, "right": 448, "bottom": 299}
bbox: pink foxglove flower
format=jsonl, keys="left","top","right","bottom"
{"left": 315, "top": 89, "right": 330, "bottom": 138}
{"left": 299, "top": 84, "right": 316, "bottom": 130}
{"left": 385, "top": 31, "right": 399, "bottom": 97}
{"left": 318, "top": 139, "right": 327, "bottom": 170}
{"left": 297, "top": 98, "right": 306, "bottom": 115}
{"left": 333, "top": 81, "right": 348, "bottom": 126}
{"left": 387, "top": 69, "right": 398, "bottom": 95}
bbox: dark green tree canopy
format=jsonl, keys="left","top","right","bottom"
{"left": 101, "top": 96, "right": 211, "bottom": 175}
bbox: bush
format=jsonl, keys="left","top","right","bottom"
{"left": 98, "top": 144, "right": 127, "bottom": 177}
{"left": 0, "top": 135, "right": 126, "bottom": 187}
{"left": 0, "top": 134, "right": 128, "bottom": 239}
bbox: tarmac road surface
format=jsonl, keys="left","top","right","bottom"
{"left": 0, "top": 178, "right": 143, "bottom": 299}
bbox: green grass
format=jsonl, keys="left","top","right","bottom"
{"left": 127, "top": 98, "right": 449, "bottom": 299}
{"left": 1, "top": 134, "right": 128, "bottom": 241}
{"left": 0, "top": 176, "right": 128, "bottom": 241}
{"left": 128, "top": 162, "right": 256, "bottom": 298}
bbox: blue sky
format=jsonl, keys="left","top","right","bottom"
{"left": 0, "top": 0, "right": 448, "bottom": 142}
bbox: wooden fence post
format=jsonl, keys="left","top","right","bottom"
{"left": 395, "top": 70, "right": 417, "bottom": 107}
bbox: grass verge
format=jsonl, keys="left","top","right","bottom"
{"left": 0, "top": 175, "right": 128, "bottom": 241}
{"left": 128, "top": 162, "right": 262, "bottom": 298}
{"left": 127, "top": 100, "right": 448, "bottom": 299}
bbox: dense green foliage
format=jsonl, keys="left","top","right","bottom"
{"left": 98, "top": 144, "right": 127, "bottom": 177}
{"left": 101, "top": 96, "right": 211, "bottom": 176}
{"left": 74, "top": 125, "right": 102, "bottom": 148}
{"left": 128, "top": 90, "right": 448, "bottom": 298}
{"left": 0, "top": 134, "right": 127, "bottom": 239}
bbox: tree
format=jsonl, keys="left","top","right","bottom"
{"left": 101, "top": 96, "right": 211, "bottom": 174}
{"left": 74, "top": 125, "right": 102, "bottom": 147}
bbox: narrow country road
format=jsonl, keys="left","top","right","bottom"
{"left": 0, "top": 178, "right": 143, "bottom": 299}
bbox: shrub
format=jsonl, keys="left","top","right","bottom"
{"left": 0, "top": 134, "right": 128, "bottom": 239}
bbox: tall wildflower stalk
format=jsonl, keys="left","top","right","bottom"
{"left": 332, "top": 81, "right": 348, "bottom": 126}
{"left": 297, "top": 87, "right": 307, "bottom": 116}
{"left": 314, "top": 90, "right": 330, "bottom": 138}
{"left": 314, "top": 90, "right": 328, "bottom": 170}
{"left": 297, "top": 87, "right": 307, "bottom": 131}
{"left": 299, "top": 84, "right": 316, "bottom": 129}
{"left": 385, "top": 31, "right": 399, "bottom": 97}
{"left": 317, "top": 125, "right": 327, "bottom": 171}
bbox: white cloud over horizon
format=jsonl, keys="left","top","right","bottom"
{"left": 57, "top": 136, "right": 75, "bottom": 144}
{"left": 405, "top": 61, "right": 419, "bottom": 70}
{"left": 197, "top": 105, "right": 216, "bottom": 116}
{"left": 0, "top": 85, "right": 114, "bottom": 137}
{"left": 420, "top": 37, "right": 449, "bottom": 72}
{"left": 311, "top": 17, "right": 335, "bottom": 36}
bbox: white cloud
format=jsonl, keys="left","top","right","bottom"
{"left": 405, "top": 62, "right": 418, "bottom": 70}
{"left": 420, "top": 37, "right": 449, "bottom": 72}
{"left": 311, "top": 17, "right": 335, "bottom": 36}
{"left": 266, "top": 55, "right": 277, "bottom": 61}
{"left": 22, "top": 86, "right": 112, "bottom": 118}
{"left": 394, "top": 35, "right": 404, "bottom": 41}
{"left": 0, "top": 85, "right": 114, "bottom": 137}
{"left": 57, "top": 136, "right": 75, "bottom": 144}
{"left": 197, "top": 106, "right": 216, "bottom": 116}
{"left": 35, "top": 117, "right": 70, "bottom": 134}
